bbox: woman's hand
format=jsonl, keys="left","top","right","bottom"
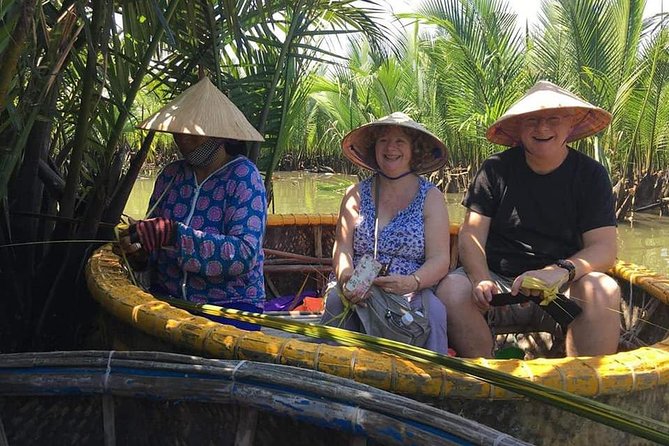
{"left": 115, "top": 219, "right": 143, "bottom": 256}
{"left": 128, "top": 217, "right": 176, "bottom": 252}
{"left": 373, "top": 274, "right": 419, "bottom": 296}
{"left": 117, "top": 234, "right": 144, "bottom": 256}
{"left": 114, "top": 220, "right": 149, "bottom": 269}
{"left": 339, "top": 271, "right": 369, "bottom": 305}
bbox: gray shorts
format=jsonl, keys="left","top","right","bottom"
{"left": 450, "top": 267, "right": 560, "bottom": 334}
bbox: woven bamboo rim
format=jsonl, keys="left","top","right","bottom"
{"left": 0, "top": 351, "right": 529, "bottom": 446}
{"left": 86, "top": 218, "right": 669, "bottom": 401}
{"left": 267, "top": 213, "right": 339, "bottom": 226}
{"left": 266, "top": 213, "right": 461, "bottom": 235}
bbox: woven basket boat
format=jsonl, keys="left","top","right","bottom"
{"left": 86, "top": 214, "right": 669, "bottom": 445}
{"left": 0, "top": 351, "right": 529, "bottom": 446}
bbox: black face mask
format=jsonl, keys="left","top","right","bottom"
{"left": 183, "top": 138, "right": 222, "bottom": 167}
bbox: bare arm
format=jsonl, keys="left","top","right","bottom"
{"left": 459, "top": 210, "right": 492, "bottom": 282}
{"left": 414, "top": 187, "right": 450, "bottom": 286}
{"left": 511, "top": 226, "right": 617, "bottom": 295}
{"left": 570, "top": 226, "right": 617, "bottom": 276}
{"left": 458, "top": 209, "right": 498, "bottom": 310}
{"left": 332, "top": 184, "right": 360, "bottom": 295}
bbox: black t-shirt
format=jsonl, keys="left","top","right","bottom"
{"left": 463, "top": 146, "right": 617, "bottom": 277}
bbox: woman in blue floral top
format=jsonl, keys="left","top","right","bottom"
{"left": 119, "top": 77, "right": 267, "bottom": 330}
{"left": 321, "top": 112, "right": 451, "bottom": 353}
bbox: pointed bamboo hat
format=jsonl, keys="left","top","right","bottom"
{"left": 137, "top": 77, "right": 264, "bottom": 142}
{"left": 341, "top": 112, "right": 448, "bottom": 174}
{"left": 485, "top": 80, "right": 611, "bottom": 146}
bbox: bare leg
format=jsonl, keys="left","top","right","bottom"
{"left": 436, "top": 273, "right": 493, "bottom": 358}
{"left": 566, "top": 272, "right": 620, "bottom": 356}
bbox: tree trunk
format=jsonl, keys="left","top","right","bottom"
{"left": 101, "top": 131, "right": 155, "bottom": 238}
{"left": 58, "top": 0, "right": 105, "bottom": 222}
{"left": 10, "top": 82, "right": 61, "bottom": 273}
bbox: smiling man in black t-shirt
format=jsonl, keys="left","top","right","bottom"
{"left": 437, "top": 81, "right": 620, "bottom": 358}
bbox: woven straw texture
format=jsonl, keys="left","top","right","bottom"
{"left": 486, "top": 80, "right": 611, "bottom": 146}
{"left": 137, "top": 77, "right": 263, "bottom": 141}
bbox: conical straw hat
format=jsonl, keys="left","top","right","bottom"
{"left": 341, "top": 112, "right": 448, "bottom": 174}
{"left": 137, "top": 77, "right": 264, "bottom": 142}
{"left": 485, "top": 80, "right": 611, "bottom": 146}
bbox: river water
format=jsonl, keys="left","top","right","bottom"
{"left": 125, "top": 171, "right": 669, "bottom": 276}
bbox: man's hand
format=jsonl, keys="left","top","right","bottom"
{"left": 511, "top": 266, "right": 569, "bottom": 298}
{"left": 471, "top": 279, "right": 499, "bottom": 311}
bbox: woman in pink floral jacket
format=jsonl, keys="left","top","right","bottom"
{"left": 119, "top": 77, "right": 266, "bottom": 330}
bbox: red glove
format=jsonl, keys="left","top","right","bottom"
{"left": 130, "top": 217, "right": 176, "bottom": 252}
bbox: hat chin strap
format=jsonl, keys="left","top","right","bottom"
{"left": 376, "top": 169, "right": 414, "bottom": 180}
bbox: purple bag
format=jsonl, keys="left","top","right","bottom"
{"left": 265, "top": 291, "right": 318, "bottom": 311}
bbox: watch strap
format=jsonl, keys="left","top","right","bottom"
{"left": 555, "top": 259, "right": 576, "bottom": 282}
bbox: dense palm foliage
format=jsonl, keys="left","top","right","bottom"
{"left": 300, "top": 0, "right": 669, "bottom": 207}
{"left": 0, "top": 0, "right": 390, "bottom": 350}
{"left": 0, "top": 0, "right": 667, "bottom": 348}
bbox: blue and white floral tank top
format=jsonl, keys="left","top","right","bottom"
{"left": 353, "top": 175, "right": 434, "bottom": 276}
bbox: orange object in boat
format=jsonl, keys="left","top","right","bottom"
{"left": 293, "top": 296, "right": 324, "bottom": 312}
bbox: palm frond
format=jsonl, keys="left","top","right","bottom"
{"left": 162, "top": 296, "right": 669, "bottom": 445}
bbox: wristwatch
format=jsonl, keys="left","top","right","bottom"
{"left": 555, "top": 259, "right": 576, "bottom": 283}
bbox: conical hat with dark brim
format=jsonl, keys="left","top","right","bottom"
{"left": 137, "top": 77, "right": 264, "bottom": 142}
{"left": 341, "top": 112, "right": 448, "bottom": 174}
{"left": 485, "top": 80, "right": 611, "bottom": 147}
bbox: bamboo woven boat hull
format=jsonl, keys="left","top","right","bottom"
{"left": 0, "top": 351, "right": 528, "bottom": 446}
{"left": 86, "top": 214, "right": 669, "bottom": 445}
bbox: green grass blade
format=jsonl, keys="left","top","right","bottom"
{"left": 161, "top": 296, "right": 669, "bottom": 444}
